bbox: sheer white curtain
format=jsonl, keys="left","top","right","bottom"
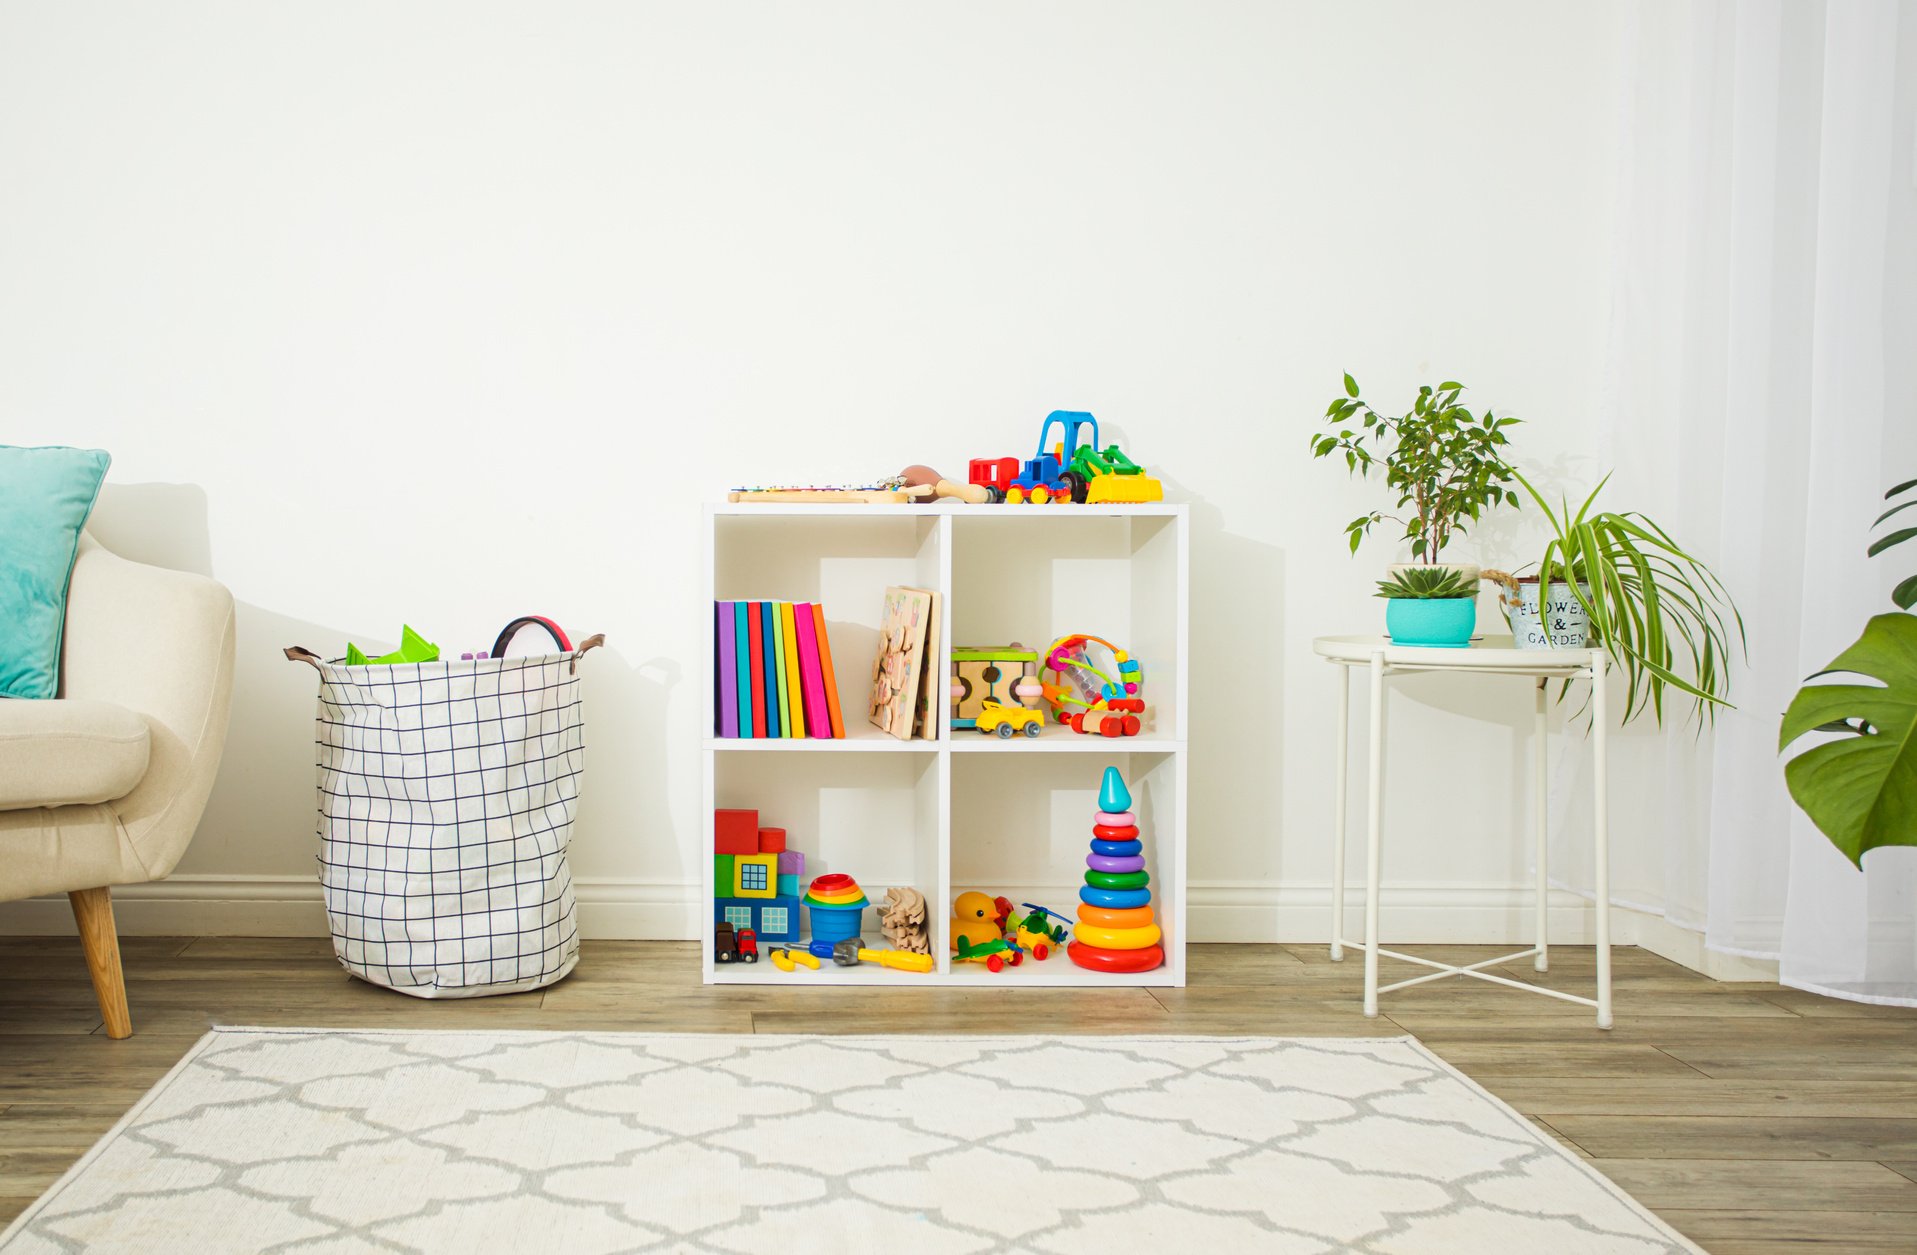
{"left": 1555, "top": 0, "right": 1917, "bottom": 1003}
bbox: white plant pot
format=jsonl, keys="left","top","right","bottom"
{"left": 1507, "top": 581, "right": 1589, "bottom": 649}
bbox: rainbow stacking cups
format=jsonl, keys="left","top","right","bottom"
{"left": 1068, "top": 767, "right": 1165, "bottom": 973}
{"left": 803, "top": 874, "right": 869, "bottom": 944}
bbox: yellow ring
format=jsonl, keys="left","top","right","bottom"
{"left": 1072, "top": 922, "right": 1162, "bottom": 950}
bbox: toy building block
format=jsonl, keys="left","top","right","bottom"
{"left": 715, "top": 854, "right": 736, "bottom": 893}
{"left": 757, "top": 826, "right": 786, "bottom": 854}
{"left": 733, "top": 853, "right": 778, "bottom": 899}
{"left": 777, "top": 849, "right": 805, "bottom": 878}
{"left": 756, "top": 895, "right": 800, "bottom": 943}
{"left": 715, "top": 808, "right": 759, "bottom": 855}
{"left": 777, "top": 873, "right": 800, "bottom": 899}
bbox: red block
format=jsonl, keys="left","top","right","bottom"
{"left": 715, "top": 808, "right": 760, "bottom": 855}
{"left": 757, "top": 826, "right": 787, "bottom": 854}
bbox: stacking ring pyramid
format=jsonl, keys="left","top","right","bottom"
{"left": 1068, "top": 766, "right": 1165, "bottom": 973}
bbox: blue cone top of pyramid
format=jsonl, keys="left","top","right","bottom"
{"left": 1098, "top": 767, "right": 1132, "bottom": 814}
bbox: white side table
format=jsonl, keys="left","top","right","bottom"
{"left": 1311, "top": 634, "right": 1613, "bottom": 1029}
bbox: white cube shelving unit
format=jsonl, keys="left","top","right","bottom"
{"left": 702, "top": 502, "right": 1189, "bottom": 987}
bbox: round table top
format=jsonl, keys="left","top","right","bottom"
{"left": 1312, "top": 633, "right": 1603, "bottom": 674}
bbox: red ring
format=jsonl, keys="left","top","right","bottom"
{"left": 1067, "top": 941, "right": 1165, "bottom": 973}
{"left": 1093, "top": 824, "right": 1140, "bottom": 841}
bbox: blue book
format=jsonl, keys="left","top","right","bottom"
{"left": 761, "top": 601, "right": 781, "bottom": 738}
{"left": 733, "top": 602, "right": 753, "bottom": 736}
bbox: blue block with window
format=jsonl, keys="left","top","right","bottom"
{"left": 713, "top": 894, "right": 800, "bottom": 944}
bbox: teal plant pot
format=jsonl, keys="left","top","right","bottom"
{"left": 1385, "top": 598, "right": 1476, "bottom": 648}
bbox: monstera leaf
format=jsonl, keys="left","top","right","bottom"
{"left": 1780, "top": 613, "right": 1917, "bottom": 867}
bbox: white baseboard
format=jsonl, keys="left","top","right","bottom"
{"left": 0, "top": 875, "right": 1781, "bottom": 982}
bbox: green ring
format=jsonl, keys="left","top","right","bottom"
{"left": 1084, "top": 870, "right": 1150, "bottom": 890}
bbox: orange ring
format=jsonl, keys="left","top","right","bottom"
{"left": 1077, "top": 904, "right": 1155, "bottom": 928}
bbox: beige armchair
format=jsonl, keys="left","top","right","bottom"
{"left": 0, "top": 536, "right": 235, "bottom": 1037}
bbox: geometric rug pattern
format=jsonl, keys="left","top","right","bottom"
{"left": 0, "top": 1028, "right": 1697, "bottom": 1253}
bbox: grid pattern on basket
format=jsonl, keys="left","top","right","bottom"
{"left": 311, "top": 653, "right": 584, "bottom": 995}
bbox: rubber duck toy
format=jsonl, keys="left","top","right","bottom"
{"left": 949, "top": 891, "right": 1003, "bottom": 953}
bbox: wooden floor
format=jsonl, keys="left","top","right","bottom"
{"left": 2, "top": 938, "right": 1914, "bottom": 1252}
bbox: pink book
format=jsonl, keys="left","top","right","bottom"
{"left": 793, "top": 603, "right": 832, "bottom": 738}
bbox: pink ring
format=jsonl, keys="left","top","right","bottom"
{"left": 1087, "top": 854, "right": 1146, "bottom": 873}
{"left": 1095, "top": 811, "right": 1136, "bottom": 827}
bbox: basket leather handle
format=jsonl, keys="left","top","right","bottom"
{"left": 570, "top": 633, "right": 605, "bottom": 674}
{"left": 285, "top": 646, "right": 325, "bottom": 671}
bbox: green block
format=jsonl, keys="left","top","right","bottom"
{"left": 715, "top": 854, "right": 736, "bottom": 893}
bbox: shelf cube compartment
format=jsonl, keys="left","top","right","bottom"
{"left": 950, "top": 749, "right": 1183, "bottom": 984}
{"left": 707, "top": 750, "right": 945, "bottom": 980}
{"left": 950, "top": 512, "right": 1184, "bottom": 741}
{"left": 711, "top": 513, "right": 943, "bottom": 744}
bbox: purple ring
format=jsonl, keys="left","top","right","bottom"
{"left": 1086, "top": 853, "right": 1147, "bottom": 873}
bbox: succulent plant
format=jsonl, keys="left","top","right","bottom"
{"left": 1374, "top": 567, "right": 1478, "bottom": 600}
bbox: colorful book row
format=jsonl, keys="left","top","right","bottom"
{"left": 714, "top": 601, "right": 846, "bottom": 738}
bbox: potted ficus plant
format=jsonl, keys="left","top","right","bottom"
{"left": 1779, "top": 476, "right": 1916, "bottom": 866}
{"left": 1495, "top": 471, "right": 1745, "bottom": 724}
{"left": 1312, "top": 374, "right": 1522, "bottom": 646}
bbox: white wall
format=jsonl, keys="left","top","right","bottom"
{"left": 0, "top": 1, "right": 1633, "bottom": 939}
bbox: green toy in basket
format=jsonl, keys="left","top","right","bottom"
{"left": 345, "top": 625, "right": 440, "bottom": 667}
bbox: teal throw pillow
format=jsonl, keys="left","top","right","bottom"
{"left": 1, "top": 445, "right": 111, "bottom": 699}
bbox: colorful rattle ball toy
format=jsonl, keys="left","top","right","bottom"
{"left": 803, "top": 873, "right": 870, "bottom": 945}
{"left": 1067, "top": 767, "right": 1164, "bottom": 973}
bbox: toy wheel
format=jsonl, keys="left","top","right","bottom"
{"left": 986, "top": 954, "right": 1004, "bottom": 972}
{"left": 1063, "top": 471, "right": 1089, "bottom": 504}
{"left": 716, "top": 951, "right": 734, "bottom": 964}
{"left": 1008, "top": 948, "right": 1025, "bottom": 966}
{"left": 1006, "top": 487, "right": 1025, "bottom": 505}
{"left": 1033, "top": 943, "right": 1050, "bottom": 961}
{"left": 995, "top": 722, "right": 1015, "bottom": 739}
{"left": 742, "top": 952, "right": 758, "bottom": 964}
{"left": 1030, "top": 485, "right": 1051, "bottom": 505}
{"left": 1122, "top": 714, "right": 1141, "bottom": 736}
{"left": 1100, "top": 716, "right": 1122, "bottom": 737}
{"left": 1021, "top": 721, "right": 1041, "bottom": 738}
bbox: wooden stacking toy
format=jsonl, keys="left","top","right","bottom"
{"left": 1068, "top": 767, "right": 1165, "bottom": 973}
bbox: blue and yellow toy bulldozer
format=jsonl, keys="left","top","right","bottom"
{"left": 1006, "top": 411, "right": 1164, "bottom": 505}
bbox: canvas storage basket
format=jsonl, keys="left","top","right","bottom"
{"left": 286, "top": 631, "right": 603, "bottom": 998}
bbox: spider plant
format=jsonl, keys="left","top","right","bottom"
{"left": 1375, "top": 567, "right": 1477, "bottom": 599}
{"left": 1513, "top": 471, "right": 1745, "bottom": 725}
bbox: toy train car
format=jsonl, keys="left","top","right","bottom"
{"left": 715, "top": 921, "right": 760, "bottom": 964}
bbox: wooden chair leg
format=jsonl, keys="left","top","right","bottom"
{"left": 68, "top": 887, "right": 132, "bottom": 1039}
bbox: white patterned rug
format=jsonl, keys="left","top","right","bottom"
{"left": 0, "top": 1029, "right": 1696, "bottom": 1254}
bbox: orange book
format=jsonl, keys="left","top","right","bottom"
{"left": 811, "top": 602, "right": 846, "bottom": 738}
